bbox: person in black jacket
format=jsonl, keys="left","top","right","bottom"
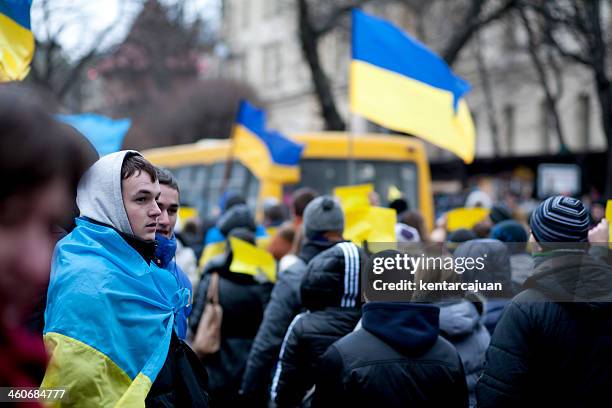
{"left": 190, "top": 205, "right": 273, "bottom": 407}
{"left": 476, "top": 196, "right": 612, "bottom": 407}
{"left": 240, "top": 195, "right": 344, "bottom": 405}
{"left": 312, "top": 302, "right": 468, "bottom": 408}
{"left": 271, "top": 241, "right": 364, "bottom": 407}
{"left": 311, "top": 251, "right": 468, "bottom": 408}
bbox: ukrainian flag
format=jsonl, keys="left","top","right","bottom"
{"left": 350, "top": 9, "right": 475, "bottom": 163}
{"left": 0, "top": 0, "right": 34, "bottom": 81}
{"left": 42, "top": 218, "right": 190, "bottom": 406}
{"left": 232, "top": 100, "right": 304, "bottom": 182}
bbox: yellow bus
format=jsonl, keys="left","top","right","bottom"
{"left": 143, "top": 132, "right": 434, "bottom": 231}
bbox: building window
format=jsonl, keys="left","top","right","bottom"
{"left": 577, "top": 93, "right": 591, "bottom": 151}
{"left": 263, "top": 43, "right": 282, "bottom": 88}
{"left": 503, "top": 104, "right": 515, "bottom": 154}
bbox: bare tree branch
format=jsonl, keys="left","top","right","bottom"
{"left": 518, "top": 6, "right": 567, "bottom": 151}
{"left": 442, "top": 0, "right": 518, "bottom": 65}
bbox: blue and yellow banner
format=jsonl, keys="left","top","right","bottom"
{"left": 233, "top": 100, "right": 304, "bottom": 182}
{"left": 42, "top": 218, "right": 190, "bottom": 406}
{"left": 0, "top": 0, "right": 34, "bottom": 81}
{"left": 350, "top": 9, "right": 475, "bottom": 163}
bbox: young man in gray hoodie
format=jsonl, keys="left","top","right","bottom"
{"left": 43, "top": 151, "right": 208, "bottom": 406}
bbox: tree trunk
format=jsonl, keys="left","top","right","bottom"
{"left": 297, "top": 0, "right": 346, "bottom": 130}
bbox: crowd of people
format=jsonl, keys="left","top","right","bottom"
{"left": 2, "top": 86, "right": 612, "bottom": 408}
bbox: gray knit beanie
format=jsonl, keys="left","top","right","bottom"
{"left": 303, "top": 195, "right": 344, "bottom": 239}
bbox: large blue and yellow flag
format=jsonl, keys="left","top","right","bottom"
{"left": 0, "top": 0, "right": 34, "bottom": 81}
{"left": 42, "top": 218, "right": 190, "bottom": 406}
{"left": 233, "top": 100, "right": 304, "bottom": 182}
{"left": 350, "top": 9, "right": 475, "bottom": 163}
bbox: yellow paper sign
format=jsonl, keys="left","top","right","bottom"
{"left": 178, "top": 206, "right": 198, "bottom": 221}
{"left": 344, "top": 208, "right": 372, "bottom": 245}
{"left": 229, "top": 237, "right": 276, "bottom": 283}
{"left": 366, "top": 207, "right": 397, "bottom": 243}
{"left": 344, "top": 206, "right": 396, "bottom": 247}
{"left": 334, "top": 184, "right": 373, "bottom": 212}
{"left": 446, "top": 207, "right": 490, "bottom": 232}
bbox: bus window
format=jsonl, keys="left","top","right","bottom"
{"left": 169, "top": 165, "right": 209, "bottom": 216}
{"left": 289, "top": 159, "right": 419, "bottom": 211}
{"left": 208, "top": 162, "right": 227, "bottom": 214}
{"left": 191, "top": 165, "right": 209, "bottom": 216}
{"left": 229, "top": 162, "right": 259, "bottom": 212}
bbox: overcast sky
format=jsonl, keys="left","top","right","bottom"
{"left": 31, "top": 0, "right": 221, "bottom": 61}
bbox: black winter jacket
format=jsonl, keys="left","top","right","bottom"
{"left": 271, "top": 242, "right": 363, "bottom": 407}
{"left": 476, "top": 251, "right": 612, "bottom": 407}
{"left": 240, "top": 240, "right": 338, "bottom": 401}
{"left": 312, "top": 302, "right": 468, "bottom": 408}
{"left": 190, "top": 251, "right": 272, "bottom": 404}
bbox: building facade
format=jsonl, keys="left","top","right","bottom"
{"left": 219, "top": 0, "right": 608, "bottom": 161}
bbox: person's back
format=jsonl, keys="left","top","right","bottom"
{"left": 477, "top": 196, "right": 612, "bottom": 407}
{"left": 271, "top": 242, "right": 363, "bottom": 407}
{"left": 477, "top": 251, "right": 612, "bottom": 407}
{"left": 193, "top": 257, "right": 272, "bottom": 397}
{"left": 438, "top": 298, "right": 490, "bottom": 406}
{"left": 190, "top": 216, "right": 273, "bottom": 406}
{"left": 241, "top": 195, "right": 344, "bottom": 404}
{"left": 312, "top": 302, "right": 468, "bottom": 408}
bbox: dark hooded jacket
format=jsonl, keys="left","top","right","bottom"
{"left": 240, "top": 239, "right": 340, "bottom": 402}
{"left": 476, "top": 251, "right": 612, "bottom": 407}
{"left": 271, "top": 242, "right": 363, "bottom": 408}
{"left": 311, "top": 302, "right": 468, "bottom": 408}
{"left": 190, "top": 246, "right": 273, "bottom": 405}
{"left": 454, "top": 239, "right": 514, "bottom": 334}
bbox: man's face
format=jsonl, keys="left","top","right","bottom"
{"left": 122, "top": 171, "right": 161, "bottom": 240}
{"left": 0, "top": 178, "right": 70, "bottom": 322}
{"left": 156, "top": 184, "right": 179, "bottom": 239}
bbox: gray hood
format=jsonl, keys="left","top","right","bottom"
{"left": 439, "top": 300, "right": 481, "bottom": 337}
{"left": 76, "top": 150, "right": 138, "bottom": 235}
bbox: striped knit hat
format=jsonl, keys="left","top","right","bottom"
{"left": 529, "top": 196, "right": 589, "bottom": 243}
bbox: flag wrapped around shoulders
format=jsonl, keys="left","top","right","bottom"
{"left": 350, "top": 9, "right": 475, "bottom": 164}
{"left": 42, "top": 218, "right": 190, "bottom": 407}
{"left": 0, "top": 0, "right": 34, "bottom": 81}
{"left": 232, "top": 100, "right": 304, "bottom": 182}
